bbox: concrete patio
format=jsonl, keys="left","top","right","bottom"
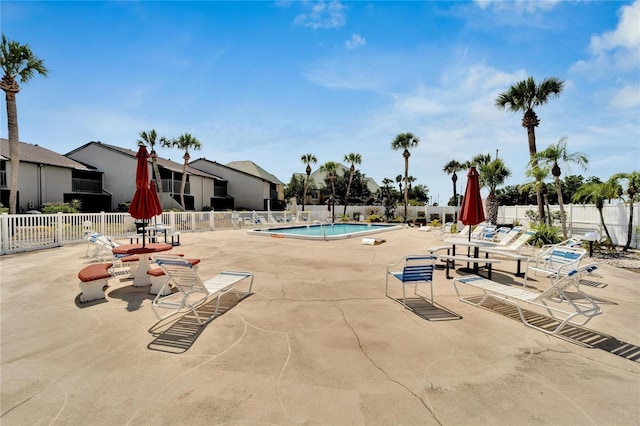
{"left": 1, "top": 227, "right": 639, "bottom": 425}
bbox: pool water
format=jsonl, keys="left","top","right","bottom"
{"left": 248, "top": 223, "right": 402, "bottom": 240}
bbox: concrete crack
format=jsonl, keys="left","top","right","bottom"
{"left": 332, "top": 301, "right": 443, "bottom": 426}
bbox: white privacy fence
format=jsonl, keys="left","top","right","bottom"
{"left": 1, "top": 203, "right": 637, "bottom": 255}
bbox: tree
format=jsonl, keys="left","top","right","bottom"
{"left": 532, "top": 137, "right": 588, "bottom": 239}
{"left": 395, "top": 174, "right": 403, "bottom": 194}
{"left": 0, "top": 34, "right": 48, "bottom": 214}
{"left": 572, "top": 181, "right": 619, "bottom": 244}
{"left": 523, "top": 165, "right": 553, "bottom": 224}
{"left": 319, "top": 161, "right": 338, "bottom": 220}
{"left": 163, "top": 133, "right": 201, "bottom": 211}
{"left": 391, "top": 132, "right": 420, "bottom": 222}
{"left": 284, "top": 174, "right": 306, "bottom": 201}
{"left": 608, "top": 171, "right": 640, "bottom": 251}
{"left": 477, "top": 157, "right": 511, "bottom": 225}
{"left": 300, "top": 153, "right": 317, "bottom": 211}
{"left": 343, "top": 152, "right": 362, "bottom": 215}
{"left": 137, "top": 129, "right": 167, "bottom": 197}
{"left": 495, "top": 76, "right": 564, "bottom": 224}
{"left": 442, "top": 160, "right": 465, "bottom": 221}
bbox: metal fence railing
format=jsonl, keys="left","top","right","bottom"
{"left": 1, "top": 203, "right": 637, "bottom": 255}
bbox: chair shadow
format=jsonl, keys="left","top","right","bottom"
{"left": 147, "top": 293, "right": 253, "bottom": 354}
{"left": 389, "top": 297, "right": 462, "bottom": 321}
{"left": 466, "top": 296, "right": 639, "bottom": 363}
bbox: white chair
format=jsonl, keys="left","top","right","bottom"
{"left": 453, "top": 265, "right": 602, "bottom": 335}
{"left": 151, "top": 255, "right": 254, "bottom": 325}
{"left": 524, "top": 245, "right": 586, "bottom": 287}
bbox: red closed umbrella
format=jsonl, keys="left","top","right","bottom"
{"left": 459, "top": 167, "right": 485, "bottom": 241}
{"left": 128, "top": 145, "right": 163, "bottom": 247}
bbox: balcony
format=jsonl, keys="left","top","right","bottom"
{"left": 72, "top": 178, "right": 102, "bottom": 193}
{"left": 161, "top": 179, "right": 190, "bottom": 194}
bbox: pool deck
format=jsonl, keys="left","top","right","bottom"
{"left": 1, "top": 226, "right": 639, "bottom": 425}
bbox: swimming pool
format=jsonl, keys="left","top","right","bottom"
{"left": 248, "top": 223, "right": 403, "bottom": 240}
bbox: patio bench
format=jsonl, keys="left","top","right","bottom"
{"left": 78, "top": 262, "right": 113, "bottom": 302}
{"left": 148, "top": 258, "right": 200, "bottom": 295}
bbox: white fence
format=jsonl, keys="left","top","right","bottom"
{"left": 1, "top": 203, "right": 638, "bottom": 255}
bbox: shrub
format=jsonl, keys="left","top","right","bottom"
{"left": 529, "top": 222, "right": 561, "bottom": 247}
{"left": 41, "top": 202, "right": 78, "bottom": 214}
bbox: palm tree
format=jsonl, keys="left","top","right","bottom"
{"left": 395, "top": 175, "right": 403, "bottom": 194}
{"left": 608, "top": 171, "right": 640, "bottom": 251}
{"left": 495, "top": 76, "right": 564, "bottom": 224}
{"left": 477, "top": 157, "right": 511, "bottom": 225}
{"left": 0, "top": 34, "right": 48, "bottom": 214}
{"left": 319, "top": 161, "right": 338, "bottom": 221}
{"left": 163, "top": 133, "right": 201, "bottom": 211}
{"left": 442, "top": 160, "right": 465, "bottom": 221}
{"left": 300, "top": 153, "right": 317, "bottom": 211}
{"left": 343, "top": 152, "right": 362, "bottom": 215}
{"left": 523, "top": 165, "right": 553, "bottom": 224}
{"left": 572, "top": 181, "right": 619, "bottom": 243}
{"left": 532, "top": 137, "right": 588, "bottom": 239}
{"left": 391, "top": 132, "right": 420, "bottom": 221}
{"left": 137, "top": 129, "right": 167, "bottom": 198}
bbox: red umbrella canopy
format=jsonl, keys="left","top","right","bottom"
{"left": 459, "top": 166, "right": 485, "bottom": 226}
{"left": 128, "top": 146, "right": 163, "bottom": 220}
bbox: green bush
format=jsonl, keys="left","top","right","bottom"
{"left": 529, "top": 222, "right": 561, "bottom": 247}
{"left": 41, "top": 202, "right": 78, "bottom": 214}
{"left": 367, "top": 214, "right": 384, "bottom": 223}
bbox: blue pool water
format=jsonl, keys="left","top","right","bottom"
{"left": 248, "top": 223, "right": 402, "bottom": 240}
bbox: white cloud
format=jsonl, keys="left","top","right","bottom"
{"left": 294, "top": 0, "right": 346, "bottom": 29}
{"left": 572, "top": 0, "right": 640, "bottom": 75}
{"left": 609, "top": 83, "right": 640, "bottom": 109}
{"left": 590, "top": 0, "right": 640, "bottom": 54}
{"left": 473, "top": 0, "right": 561, "bottom": 13}
{"left": 345, "top": 33, "right": 365, "bottom": 50}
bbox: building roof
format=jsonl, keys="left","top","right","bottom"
{"left": 66, "top": 141, "right": 222, "bottom": 179}
{"left": 1, "top": 138, "right": 93, "bottom": 171}
{"left": 293, "top": 163, "right": 380, "bottom": 193}
{"left": 226, "top": 160, "right": 283, "bottom": 184}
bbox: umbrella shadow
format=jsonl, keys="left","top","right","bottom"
{"left": 147, "top": 293, "right": 254, "bottom": 354}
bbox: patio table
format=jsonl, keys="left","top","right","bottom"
{"left": 443, "top": 237, "right": 498, "bottom": 275}
{"left": 112, "top": 243, "right": 172, "bottom": 286}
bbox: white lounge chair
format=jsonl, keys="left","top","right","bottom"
{"left": 479, "top": 229, "right": 537, "bottom": 277}
{"left": 453, "top": 265, "right": 602, "bottom": 335}
{"left": 85, "top": 232, "right": 121, "bottom": 261}
{"left": 385, "top": 255, "right": 438, "bottom": 308}
{"left": 151, "top": 255, "right": 254, "bottom": 325}
{"left": 524, "top": 245, "right": 586, "bottom": 287}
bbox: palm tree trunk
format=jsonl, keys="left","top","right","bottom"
{"left": 554, "top": 176, "right": 567, "bottom": 239}
{"left": 404, "top": 158, "right": 409, "bottom": 221}
{"left": 180, "top": 154, "right": 189, "bottom": 211}
{"left": 302, "top": 176, "right": 309, "bottom": 211}
{"left": 598, "top": 207, "right": 613, "bottom": 243}
{"left": 624, "top": 202, "right": 633, "bottom": 251}
{"left": 344, "top": 171, "right": 354, "bottom": 216}
{"left": 486, "top": 191, "right": 498, "bottom": 224}
{"left": 5, "top": 91, "right": 20, "bottom": 214}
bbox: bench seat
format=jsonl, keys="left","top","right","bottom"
{"left": 78, "top": 263, "right": 113, "bottom": 303}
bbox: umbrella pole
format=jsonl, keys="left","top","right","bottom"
{"left": 142, "top": 222, "right": 146, "bottom": 248}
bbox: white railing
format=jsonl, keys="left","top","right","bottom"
{"left": 1, "top": 203, "right": 638, "bottom": 255}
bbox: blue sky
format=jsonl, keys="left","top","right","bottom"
{"left": 2, "top": 0, "right": 639, "bottom": 203}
